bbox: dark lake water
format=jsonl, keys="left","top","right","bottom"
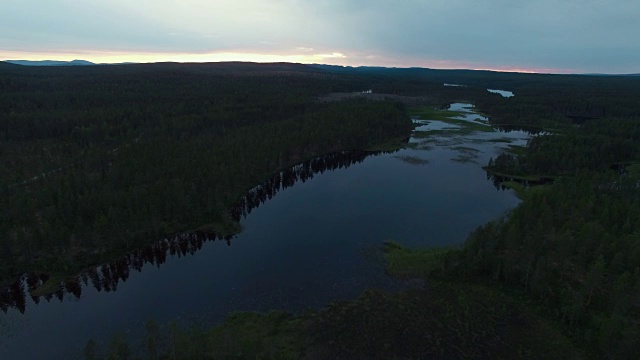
{"left": 1, "top": 104, "right": 531, "bottom": 359}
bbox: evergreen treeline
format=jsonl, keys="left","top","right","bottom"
{"left": 319, "top": 65, "right": 640, "bottom": 127}
{"left": 456, "top": 170, "right": 640, "bottom": 357}
{"left": 0, "top": 62, "right": 413, "bottom": 291}
{"left": 451, "top": 82, "right": 640, "bottom": 357}
{"left": 0, "top": 150, "right": 382, "bottom": 313}
{"left": 488, "top": 117, "right": 640, "bottom": 178}
{"left": 313, "top": 67, "right": 640, "bottom": 357}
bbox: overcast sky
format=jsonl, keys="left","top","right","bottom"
{"left": 1, "top": 0, "right": 639, "bottom": 73}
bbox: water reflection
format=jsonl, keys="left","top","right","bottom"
{"left": 0, "top": 232, "right": 223, "bottom": 314}
{"left": 0, "top": 150, "right": 382, "bottom": 314}
{"left": 229, "top": 151, "right": 377, "bottom": 222}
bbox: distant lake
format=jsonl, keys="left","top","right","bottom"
{"left": 487, "top": 89, "right": 515, "bottom": 97}
{"left": 0, "top": 104, "right": 531, "bottom": 359}
{"left": 443, "top": 84, "right": 514, "bottom": 99}
{"left": 443, "top": 83, "right": 467, "bottom": 87}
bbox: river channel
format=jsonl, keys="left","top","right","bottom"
{"left": 1, "top": 103, "right": 531, "bottom": 359}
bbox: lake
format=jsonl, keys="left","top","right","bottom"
{"left": 487, "top": 89, "right": 515, "bottom": 97}
{"left": 0, "top": 103, "right": 531, "bottom": 359}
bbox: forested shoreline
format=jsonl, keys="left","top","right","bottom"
{"left": 1, "top": 150, "right": 386, "bottom": 312}
{"left": 3, "top": 62, "right": 640, "bottom": 358}
{"left": 457, "top": 104, "right": 640, "bottom": 356}
{"left": 1, "top": 62, "right": 417, "bottom": 297}
{"left": 379, "top": 67, "right": 640, "bottom": 357}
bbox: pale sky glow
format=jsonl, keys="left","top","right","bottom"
{"left": 2, "top": 0, "right": 639, "bottom": 73}
{"left": 1, "top": 49, "right": 349, "bottom": 66}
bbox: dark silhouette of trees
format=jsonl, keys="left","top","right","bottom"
{"left": 0, "top": 62, "right": 413, "bottom": 294}
{"left": 0, "top": 150, "right": 383, "bottom": 313}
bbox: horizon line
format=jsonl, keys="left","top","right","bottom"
{"left": 2, "top": 58, "right": 637, "bottom": 76}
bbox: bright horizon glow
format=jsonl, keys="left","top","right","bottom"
{"left": 0, "top": 49, "right": 348, "bottom": 66}
{"left": 2, "top": 1, "right": 638, "bottom": 75}
{"left": 1, "top": 49, "right": 579, "bottom": 75}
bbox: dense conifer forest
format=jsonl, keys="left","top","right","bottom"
{"left": 3, "top": 61, "right": 640, "bottom": 358}
{"left": 0, "top": 62, "right": 416, "bottom": 292}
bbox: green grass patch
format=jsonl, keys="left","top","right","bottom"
{"left": 410, "top": 106, "right": 464, "bottom": 121}
{"left": 411, "top": 106, "right": 494, "bottom": 134}
{"left": 501, "top": 181, "right": 527, "bottom": 199}
{"left": 92, "top": 312, "right": 308, "bottom": 359}
{"left": 201, "top": 311, "right": 305, "bottom": 359}
{"left": 443, "top": 117, "right": 494, "bottom": 133}
{"left": 383, "top": 240, "right": 459, "bottom": 278}
{"left": 504, "top": 144, "right": 528, "bottom": 155}
{"left": 626, "top": 163, "right": 640, "bottom": 176}
{"left": 502, "top": 181, "right": 553, "bottom": 201}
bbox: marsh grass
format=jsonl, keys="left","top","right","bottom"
{"left": 412, "top": 129, "right": 461, "bottom": 138}
{"left": 452, "top": 155, "right": 479, "bottom": 164}
{"left": 445, "top": 118, "right": 494, "bottom": 133}
{"left": 411, "top": 106, "right": 495, "bottom": 136}
{"left": 410, "top": 107, "right": 464, "bottom": 121}
{"left": 626, "top": 163, "right": 640, "bottom": 176}
{"left": 382, "top": 240, "right": 458, "bottom": 278}
{"left": 452, "top": 146, "right": 480, "bottom": 153}
{"left": 450, "top": 146, "right": 480, "bottom": 163}
{"left": 503, "top": 144, "right": 528, "bottom": 155}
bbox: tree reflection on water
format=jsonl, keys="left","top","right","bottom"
{"left": 1, "top": 150, "right": 384, "bottom": 314}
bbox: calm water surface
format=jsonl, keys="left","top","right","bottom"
{"left": 1, "top": 103, "right": 530, "bottom": 359}
{"left": 487, "top": 89, "right": 515, "bottom": 97}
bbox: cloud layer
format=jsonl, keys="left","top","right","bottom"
{"left": 1, "top": 0, "right": 638, "bottom": 73}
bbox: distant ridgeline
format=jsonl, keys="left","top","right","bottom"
{"left": 3, "top": 59, "right": 96, "bottom": 66}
